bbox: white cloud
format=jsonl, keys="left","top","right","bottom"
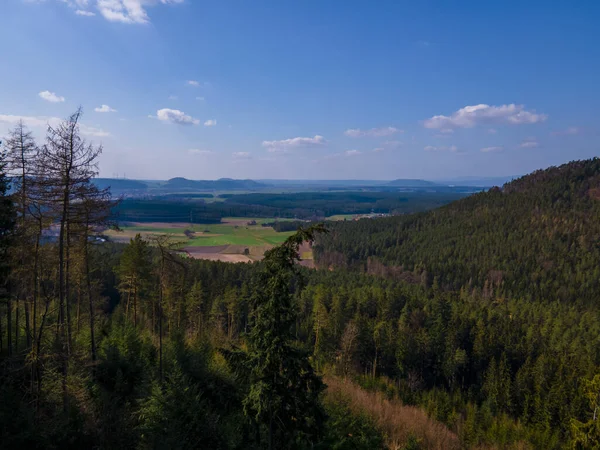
{"left": 424, "top": 145, "right": 460, "bottom": 152}
{"left": 551, "top": 126, "right": 581, "bottom": 136}
{"left": 344, "top": 126, "right": 401, "bottom": 138}
{"left": 154, "top": 108, "right": 199, "bottom": 125}
{"left": 168, "top": 95, "right": 178, "bottom": 100}
{"left": 0, "top": 114, "right": 109, "bottom": 138}
{"left": 33, "top": 0, "right": 183, "bottom": 24}
{"left": 488, "top": 128, "right": 498, "bottom": 134}
{"left": 345, "top": 150, "right": 361, "bottom": 156}
{"left": 188, "top": 149, "right": 211, "bottom": 155}
{"left": 188, "top": 80, "right": 211, "bottom": 88}
{"left": 204, "top": 119, "right": 217, "bottom": 127}
{"left": 520, "top": 138, "right": 539, "bottom": 148}
{"left": 233, "top": 152, "right": 251, "bottom": 159}
{"left": 0, "top": 114, "right": 60, "bottom": 129}
{"left": 196, "top": 96, "right": 205, "bottom": 101}
{"left": 481, "top": 146, "right": 503, "bottom": 153}
{"left": 96, "top": 0, "right": 184, "bottom": 24}
{"left": 262, "top": 135, "right": 326, "bottom": 153}
{"left": 423, "top": 104, "right": 547, "bottom": 129}
{"left": 80, "top": 124, "right": 111, "bottom": 137}
{"left": 372, "top": 147, "right": 384, "bottom": 153}
{"left": 39, "top": 90, "right": 65, "bottom": 103}
{"left": 94, "top": 104, "right": 117, "bottom": 113}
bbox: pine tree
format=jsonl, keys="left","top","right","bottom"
{"left": 570, "top": 374, "right": 600, "bottom": 448}
{"left": 185, "top": 280, "right": 205, "bottom": 337}
{"left": 117, "top": 234, "right": 151, "bottom": 328}
{"left": 244, "top": 225, "right": 327, "bottom": 449}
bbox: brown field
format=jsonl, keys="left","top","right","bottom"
{"left": 182, "top": 245, "right": 267, "bottom": 263}
{"left": 185, "top": 252, "right": 253, "bottom": 263}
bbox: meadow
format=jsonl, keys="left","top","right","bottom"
{"left": 104, "top": 217, "right": 298, "bottom": 262}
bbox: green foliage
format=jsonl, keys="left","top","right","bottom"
{"left": 319, "top": 395, "right": 385, "bottom": 450}
{"left": 243, "top": 226, "right": 327, "bottom": 448}
{"left": 113, "top": 190, "right": 465, "bottom": 223}
{"left": 315, "top": 158, "right": 600, "bottom": 305}
{"left": 570, "top": 374, "right": 600, "bottom": 449}
{"left": 95, "top": 321, "right": 155, "bottom": 401}
{"left": 116, "top": 234, "right": 152, "bottom": 325}
{"left": 137, "top": 368, "right": 227, "bottom": 450}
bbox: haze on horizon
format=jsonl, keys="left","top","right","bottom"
{"left": 1, "top": 1, "right": 598, "bottom": 181}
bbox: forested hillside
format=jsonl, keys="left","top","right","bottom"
{"left": 314, "top": 158, "right": 600, "bottom": 304}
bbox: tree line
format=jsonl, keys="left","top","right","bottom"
{"left": 113, "top": 190, "right": 466, "bottom": 223}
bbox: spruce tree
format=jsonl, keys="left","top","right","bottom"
{"left": 244, "top": 225, "right": 327, "bottom": 449}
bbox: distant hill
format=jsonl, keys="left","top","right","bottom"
{"left": 259, "top": 179, "right": 444, "bottom": 188}
{"left": 258, "top": 179, "right": 390, "bottom": 187}
{"left": 164, "top": 177, "right": 265, "bottom": 190}
{"left": 314, "top": 158, "right": 600, "bottom": 305}
{"left": 434, "top": 176, "right": 517, "bottom": 187}
{"left": 386, "top": 179, "right": 440, "bottom": 187}
{"left": 93, "top": 178, "right": 149, "bottom": 191}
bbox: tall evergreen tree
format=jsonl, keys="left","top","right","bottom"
{"left": 244, "top": 225, "right": 327, "bottom": 449}
{"left": 117, "top": 234, "right": 151, "bottom": 328}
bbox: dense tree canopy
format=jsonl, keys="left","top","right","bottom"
{"left": 314, "top": 158, "right": 600, "bottom": 305}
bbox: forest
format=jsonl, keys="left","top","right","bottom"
{"left": 113, "top": 190, "right": 467, "bottom": 223}
{"left": 0, "top": 111, "right": 599, "bottom": 449}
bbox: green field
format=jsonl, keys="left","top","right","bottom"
{"left": 107, "top": 218, "right": 295, "bottom": 247}
{"left": 187, "top": 223, "right": 293, "bottom": 246}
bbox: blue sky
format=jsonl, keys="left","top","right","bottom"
{"left": 1, "top": 0, "right": 599, "bottom": 180}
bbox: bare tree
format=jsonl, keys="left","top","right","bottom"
{"left": 3, "top": 121, "right": 37, "bottom": 353}
{"left": 0, "top": 141, "right": 15, "bottom": 357}
{"left": 38, "top": 107, "right": 106, "bottom": 410}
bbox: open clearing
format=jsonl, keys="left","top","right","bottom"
{"left": 104, "top": 218, "right": 299, "bottom": 263}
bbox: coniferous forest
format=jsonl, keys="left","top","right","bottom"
{"left": 1, "top": 113, "right": 600, "bottom": 449}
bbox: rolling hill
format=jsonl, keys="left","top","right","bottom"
{"left": 314, "top": 158, "right": 600, "bottom": 304}
{"left": 386, "top": 178, "right": 440, "bottom": 187}
{"left": 164, "top": 177, "right": 265, "bottom": 190}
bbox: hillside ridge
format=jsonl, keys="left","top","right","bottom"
{"left": 314, "top": 158, "right": 600, "bottom": 304}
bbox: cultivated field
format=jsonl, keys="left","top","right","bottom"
{"left": 104, "top": 217, "right": 299, "bottom": 263}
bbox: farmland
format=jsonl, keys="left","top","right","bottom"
{"left": 106, "top": 189, "right": 473, "bottom": 264}
{"left": 104, "top": 217, "right": 297, "bottom": 262}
